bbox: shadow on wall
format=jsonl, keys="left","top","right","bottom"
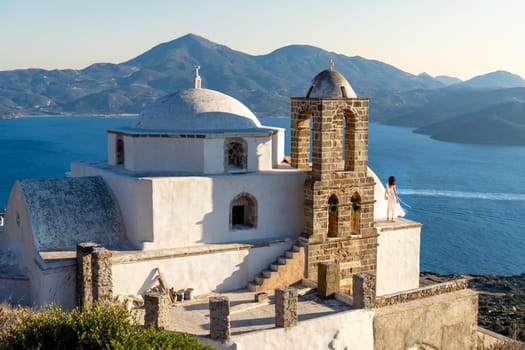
{"left": 195, "top": 180, "right": 247, "bottom": 246}
{"left": 136, "top": 269, "right": 158, "bottom": 296}
{"left": 215, "top": 253, "right": 249, "bottom": 292}
{"left": 194, "top": 180, "right": 257, "bottom": 292}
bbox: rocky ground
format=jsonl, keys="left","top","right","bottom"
{"left": 421, "top": 272, "right": 525, "bottom": 342}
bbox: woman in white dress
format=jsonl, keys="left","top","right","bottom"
{"left": 385, "top": 175, "right": 399, "bottom": 222}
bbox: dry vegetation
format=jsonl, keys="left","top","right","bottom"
{"left": 0, "top": 302, "right": 30, "bottom": 336}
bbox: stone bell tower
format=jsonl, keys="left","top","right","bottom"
{"left": 290, "top": 60, "right": 377, "bottom": 293}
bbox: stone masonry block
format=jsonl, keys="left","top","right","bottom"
{"left": 144, "top": 292, "right": 170, "bottom": 329}
{"left": 76, "top": 242, "right": 100, "bottom": 309}
{"left": 353, "top": 273, "right": 376, "bottom": 309}
{"left": 275, "top": 287, "right": 298, "bottom": 328}
{"left": 209, "top": 296, "right": 230, "bottom": 340}
{"left": 91, "top": 247, "right": 113, "bottom": 304}
{"left": 318, "top": 262, "right": 340, "bottom": 298}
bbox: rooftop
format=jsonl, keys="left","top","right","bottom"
{"left": 134, "top": 88, "right": 263, "bottom": 132}
{"left": 306, "top": 68, "right": 357, "bottom": 99}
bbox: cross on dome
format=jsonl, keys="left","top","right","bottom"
{"left": 328, "top": 58, "right": 334, "bottom": 71}
{"left": 194, "top": 65, "right": 202, "bottom": 89}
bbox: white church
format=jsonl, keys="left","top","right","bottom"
{"left": 0, "top": 64, "right": 423, "bottom": 308}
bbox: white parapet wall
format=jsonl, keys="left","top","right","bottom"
{"left": 217, "top": 308, "right": 375, "bottom": 350}
{"left": 376, "top": 220, "right": 421, "bottom": 296}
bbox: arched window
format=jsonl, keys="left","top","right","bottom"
{"left": 230, "top": 192, "right": 257, "bottom": 230}
{"left": 327, "top": 194, "right": 339, "bottom": 238}
{"left": 225, "top": 138, "right": 247, "bottom": 172}
{"left": 116, "top": 138, "right": 125, "bottom": 165}
{"left": 351, "top": 192, "right": 362, "bottom": 234}
{"left": 292, "top": 108, "right": 313, "bottom": 169}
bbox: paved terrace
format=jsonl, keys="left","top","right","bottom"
{"left": 134, "top": 286, "right": 350, "bottom": 336}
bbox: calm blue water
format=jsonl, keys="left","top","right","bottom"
{"left": 1, "top": 116, "right": 524, "bottom": 275}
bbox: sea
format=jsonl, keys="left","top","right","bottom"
{"left": 1, "top": 116, "right": 524, "bottom": 276}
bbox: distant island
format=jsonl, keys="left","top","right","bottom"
{"left": 415, "top": 101, "right": 525, "bottom": 145}
{"left": 1, "top": 33, "right": 525, "bottom": 145}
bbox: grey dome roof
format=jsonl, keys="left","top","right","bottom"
{"left": 134, "top": 88, "right": 262, "bottom": 132}
{"left": 305, "top": 69, "right": 357, "bottom": 98}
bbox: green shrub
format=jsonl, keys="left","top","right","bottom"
{"left": 0, "top": 304, "right": 212, "bottom": 350}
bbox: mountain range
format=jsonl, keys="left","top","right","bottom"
{"left": 1, "top": 33, "right": 525, "bottom": 145}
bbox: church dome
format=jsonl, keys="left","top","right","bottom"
{"left": 306, "top": 69, "right": 357, "bottom": 98}
{"left": 134, "top": 88, "right": 262, "bottom": 132}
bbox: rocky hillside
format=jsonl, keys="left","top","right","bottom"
{"left": 0, "top": 33, "right": 441, "bottom": 119}
{"left": 1, "top": 33, "right": 525, "bottom": 145}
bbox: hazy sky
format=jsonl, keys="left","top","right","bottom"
{"left": 1, "top": 0, "right": 524, "bottom": 80}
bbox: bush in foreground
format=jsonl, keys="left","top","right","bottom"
{"left": 0, "top": 304, "right": 212, "bottom": 350}
{"left": 0, "top": 302, "right": 30, "bottom": 337}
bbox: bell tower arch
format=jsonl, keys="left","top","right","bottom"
{"left": 290, "top": 62, "right": 377, "bottom": 293}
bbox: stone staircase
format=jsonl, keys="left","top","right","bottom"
{"left": 247, "top": 240, "right": 306, "bottom": 292}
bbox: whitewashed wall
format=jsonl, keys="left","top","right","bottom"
{"left": 107, "top": 132, "right": 118, "bottom": 166}
{"left": 112, "top": 242, "right": 291, "bottom": 296}
{"left": 219, "top": 308, "right": 375, "bottom": 350}
{"left": 0, "top": 185, "right": 32, "bottom": 305}
{"left": 72, "top": 163, "right": 305, "bottom": 249}
{"left": 369, "top": 168, "right": 389, "bottom": 221}
{"left": 376, "top": 226, "right": 421, "bottom": 296}
{"left": 126, "top": 137, "right": 205, "bottom": 173}
{"left": 38, "top": 268, "right": 76, "bottom": 309}
{"left": 271, "top": 129, "right": 285, "bottom": 166}
{"left": 149, "top": 172, "right": 305, "bottom": 248}
{"left": 203, "top": 138, "right": 225, "bottom": 174}
{"left": 246, "top": 136, "right": 273, "bottom": 171}
{"left": 107, "top": 133, "right": 276, "bottom": 175}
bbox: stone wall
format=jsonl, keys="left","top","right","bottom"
{"left": 291, "top": 98, "right": 374, "bottom": 241}
{"left": 290, "top": 98, "right": 370, "bottom": 176}
{"left": 373, "top": 289, "right": 478, "bottom": 350}
{"left": 306, "top": 236, "right": 377, "bottom": 293}
{"left": 290, "top": 97, "right": 377, "bottom": 294}
{"left": 375, "top": 279, "right": 468, "bottom": 308}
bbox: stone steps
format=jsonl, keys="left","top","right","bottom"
{"left": 269, "top": 263, "right": 281, "bottom": 272}
{"left": 262, "top": 269, "right": 273, "bottom": 278}
{"left": 247, "top": 243, "right": 305, "bottom": 292}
